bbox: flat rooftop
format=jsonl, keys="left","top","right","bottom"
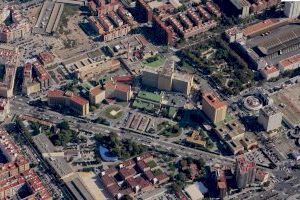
{"left": 245, "top": 22, "right": 300, "bottom": 65}
{"left": 271, "top": 83, "right": 300, "bottom": 127}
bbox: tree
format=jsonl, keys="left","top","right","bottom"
{"left": 57, "top": 121, "right": 70, "bottom": 130}
{"left": 122, "top": 195, "right": 133, "bottom": 200}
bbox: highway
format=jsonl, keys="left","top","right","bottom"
{"left": 11, "top": 97, "right": 236, "bottom": 166}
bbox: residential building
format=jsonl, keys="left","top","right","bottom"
{"left": 228, "top": 0, "right": 250, "bottom": 18}
{"left": 0, "top": 128, "right": 51, "bottom": 200}
{"left": 31, "top": 58, "right": 50, "bottom": 89}
{"left": 0, "top": 6, "right": 30, "bottom": 43}
{"left": 284, "top": 2, "right": 300, "bottom": 18}
{"left": 47, "top": 90, "right": 90, "bottom": 116}
{"left": 100, "top": 153, "right": 168, "bottom": 199}
{"left": 105, "top": 80, "right": 133, "bottom": 102}
{"left": 38, "top": 51, "right": 55, "bottom": 65}
{"left": 0, "top": 99, "right": 9, "bottom": 122}
{"left": 260, "top": 65, "right": 280, "bottom": 80}
{"left": 224, "top": 26, "right": 243, "bottom": 43}
{"left": 141, "top": 60, "right": 193, "bottom": 95}
{"left": 255, "top": 168, "right": 269, "bottom": 185}
{"left": 258, "top": 105, "right": 282, "bottom": 132}
{"left": 0, "top": 45, "right": 19, "bottom": 98}
{"left": 89, "top": 85, "right": 105, "bottom": 105}
{"left": 235, "top": 154, "right": 256, "bottom": 189}
{"left": 202, "top": 92, "right": 227, "bottom": 124}
{"left": 74, "top": 59, "right": 120, "bottom": 80}
{"left": 0, "top": 65, "right": 16, "bottom": 98}
{"left": 211, "top": 165, "right": 228, "bottom": 199}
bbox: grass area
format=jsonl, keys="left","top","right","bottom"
{"left": 152, "top": 168, "right": 163, "bottom": 176}
{"left": 147, "top": 160, "right": 157, "bottom": 168}
{"left": 137, "top": 91, "right": 162, "bottom": 103}
{"left": 81, "top": 81, "right": 93, "bottom": 90}
{"left": 157, "top": 121, "right": 171, "bottom": 131}
{"left": 160, "top": 124, "right": 182, "bottom": 138}
{"left": 143, "top": 55, "right": 165, "bottom": 68}
{"left": 104, "top": 105, "right": 123, "bottom": 120}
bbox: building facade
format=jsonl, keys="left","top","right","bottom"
{"left": 258, "top": 105, "right": 282, "bottom": 132}
{"left": 48, "top": 90, "right": 90, "bottom": 116}
{"left": 235, "top": 154, "right": 256, "bottom": 189}
{"left": 202, "top": 92, "right": 227, "bottom": 124}
{"left": 284, "top": 2, "right": 300, "bottom": 18}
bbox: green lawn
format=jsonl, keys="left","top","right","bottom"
{"left": 143, "top": 55, "right": 165, "bottom": 68}
{"left": 152, "top": 168, "right": 163, "bottom": 176}
{"left": 147, "top": 160, "right": 157, "bottom": 168}
{"left": 160, "top": 125, "right": 182, "bottom": 138}
{"left": 104, "top": 105, "right": 123, "bottom": 119}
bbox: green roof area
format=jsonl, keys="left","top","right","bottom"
{"left": 168, "top": 107, "right": 178, "bottom": 118}
{"left": 132, "top": 100, "right": 156, "bottom": 111}
{"left": 137, "top": 91, "right": 162, "bottom": 103}
{"left": 143, "top": 55, "right": 165, "bottom": 68}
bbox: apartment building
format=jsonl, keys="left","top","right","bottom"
{"left": 202, "top": 92, "right": 227, "bottom": 124}
{"left": 48, "top": 90, "right": 89, "bottom": 116}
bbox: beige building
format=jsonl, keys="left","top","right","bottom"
{"left": 0, "top": 45, "right": 19, "bottom": 98}
{"left": 215, "top": 120, "right": 257, "bottom": 155}
{"left": 258, "top": 105, "right": 282, "bottom": 132}
{"left": 89, "top": 85, "right": 106, "bottom": 105}
{"left": 75, "top": 59, "right": 120, "bottom": 80}
{"left": 105, "top": 80, "right": 133, "bottom": 102}
{"left": 141, "top": 60, "right": 193, "bottom": 95}
{"left": 0, "top": 98, "right": 9, "bottom": 121}
{"left": 48, "top": 90, "right": 89, "bottom": 116}
{"left": 0, "top": 66, "right": 16, "bottom": 98}
{"left": 202, "top": 92, "right": 227, "bottom": 124}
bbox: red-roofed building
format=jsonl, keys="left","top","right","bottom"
{"left": 260, "top": 65, "right": 280, "bottom": 80}
{"left": 100, "top": 153, "right": 169, "bottom": 199}
{"left": 0, "top": 128, "right": 51, "bottom": 200}
{"left": 279, "top": 53, "right": 300, "bottom": 72}
{"left": 38, "top": 51, "right": 55, "bottom": 65}
{"left": 47, "top": 90, "right": 89, "bottom": 116}
{"left": 105, "top": 80, "right": 132, "bottom": 102}
{"left": 120, "top": 167, "right": 136, "bottom": 180}
{"left": 89, "top": 85, "right": 105, "bottom": 105}
{"left": 235, "top": 154, "right": 256, "bottom": 189}
{"left": 112, "top": 75, "right": 134, "bottom": 84}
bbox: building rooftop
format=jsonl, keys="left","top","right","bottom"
{"left": 242, "top": 18, "right": 286, "bottom": 37}
{"left": 202, "top": 92, "right": 227, "bottom": 109}
{"left": 105, "top": 80, "right": 131, "bottom": 93}
{"left": 48, "top": 90, "right": 89, "bottom": 106}
{"left": 236, "top": 154, "right": 256, "bottom": 174}
{"left": 261, "top": 65, "right": 279, "bottom": 75}
{"left": 230, "top": 0, "right": 250, "bottom": 10}
{"left": 89, "top": 85, "right": 105, "bottom": 97}
{"left": 257, "top": 27, "right": 300, "bottom": 55}
{"left": 260, "top": 105, "right": 280, "bottom": 116}
{"left": 279, "top": 53, "right": 300, "bottom": 68}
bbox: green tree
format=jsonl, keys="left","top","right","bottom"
{"left": 57, "top": 121, "right": 70, "bottom": 130}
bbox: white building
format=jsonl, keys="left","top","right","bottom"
{"left": 258, "top": 105, "right": 282, "bottom": 132}
{"left": 284, "top": 2, "right": 300, "bottom": 18}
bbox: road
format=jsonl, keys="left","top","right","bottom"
{"left": 11, "top": 97, "right": 236, "bottom": 166}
